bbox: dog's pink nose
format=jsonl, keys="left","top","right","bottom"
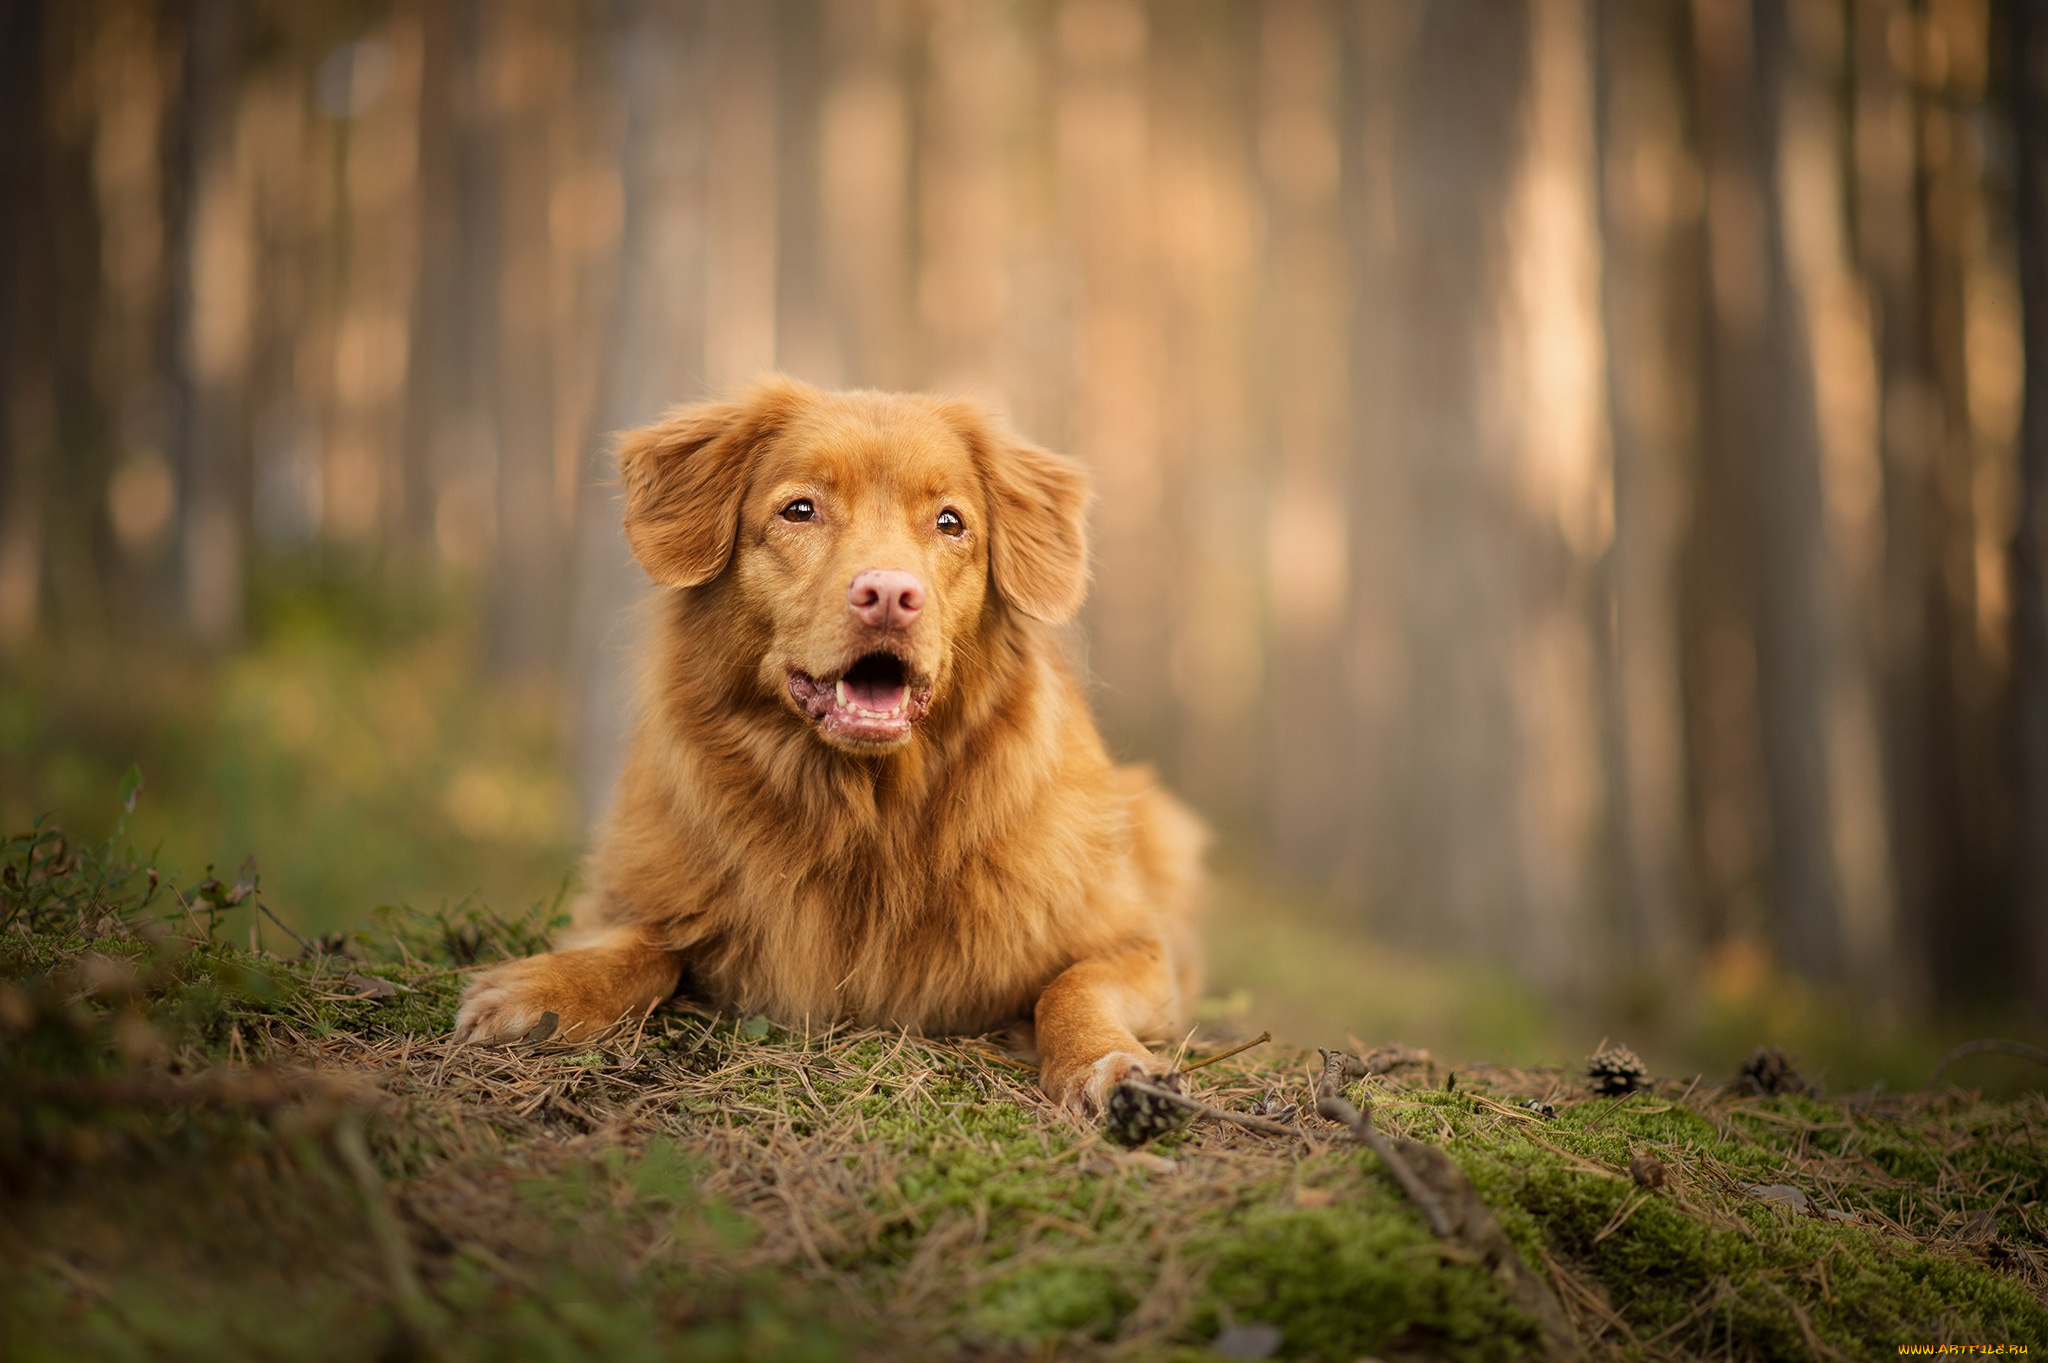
{"left": 848, "top": 569, "right": 925, "bottom": 630}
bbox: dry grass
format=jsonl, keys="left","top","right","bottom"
{"left": 3, "top": 818, "right": 2045, "bottom": 1362}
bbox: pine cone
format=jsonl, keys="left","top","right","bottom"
{"left": 1736, "top": 1045, "right": 1809, "bottom": 1097}
{"left": 1586, "top": 1044, "right": 1650, "bottom": 1097}
{"left": 1105, "top": 1070, "right": 1192, "bottom": 1146}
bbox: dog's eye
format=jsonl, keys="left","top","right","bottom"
{"left": 781, "top": 499, "right": 815, "bottom": 523}
{"left": 936, "top": 508, "right": 965, "bottom": 537}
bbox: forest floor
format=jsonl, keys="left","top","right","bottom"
{"left": 4, "top": 811, "right": 2047, "bottom": 1362}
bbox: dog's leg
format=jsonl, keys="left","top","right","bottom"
{"left": 1033, "top": 940, "right": 1181, "bottom": 1115}
{"left": 454, "top": 927, "right": 682, "bottom": 1046}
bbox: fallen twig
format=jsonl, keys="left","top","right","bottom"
{"left": 1118, "top": 1076, "right": 1296, "bottom": 1137}
{"left": 1314, "top": 1047, "right": 1577, "bottom": 1359}
{"left": 1174, "top": 1030, "right": 1272, "bottom": 1076}
{"left": 1314, "top": 1048, "right": 1455, "bottom": 1237}
{"left": 257, "top": 899, "right": 319, "bottom": 956}
{"left": 1925, "top": 1038, "right": 2048, "bottom": 1090}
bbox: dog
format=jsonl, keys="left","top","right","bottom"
{"left": 453, "top": 377, "right": 1204, "bottom": 1114}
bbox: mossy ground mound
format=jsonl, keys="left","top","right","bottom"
{"left": 4, "top": 816, "right": 2045, "bottom": 1361}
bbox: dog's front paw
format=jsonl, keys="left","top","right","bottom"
{"left": 454, "top": 956, "right": 595, "bottom": 1046}
{"left": 1044, "top": 1048, "right": 1174, "bottom": 1117}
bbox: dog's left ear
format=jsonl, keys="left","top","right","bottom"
{"left": 617, "top": 378, "right": 809, "bottom": 587}
{"left": 944, "top": 403, "right": 1093, "bottom": 623}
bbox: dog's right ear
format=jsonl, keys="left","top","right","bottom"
{"left": 616, "top": 380, "right": 806, "bottom": 587}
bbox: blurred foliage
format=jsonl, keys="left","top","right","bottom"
{"left": 0, "top": 560, "right": 580, "bottom": 937}
{"left": 1202, "top": 873, "right": 2048, "bottom": 1101}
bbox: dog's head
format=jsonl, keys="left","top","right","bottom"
{"left": 618, "top": 377, "right": 1090, "bottom": 752}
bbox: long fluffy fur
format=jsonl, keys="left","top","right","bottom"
{"left": 455, "top": 378, "right": 1204, "bottom": 1111}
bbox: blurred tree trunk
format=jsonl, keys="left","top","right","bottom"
{"left": 1594, "top": 0, "right": 1698, "bottom": 981}
{"left": 916, "top": 2, "right": 1021, "bottom": 398}
{"left": 241, "top": 57, "right": 319, "bottom": 557}
{"left": 1509, "top": 0, "right": 1614, "bottom": 993}
{"left": 172, "top": 0, "right": 250, "bottom": 645}
{"left": 1370, "top": 0, "right": 1531, "bottom": 960}
{"left": 1853, "top": 0, "right": 1942, "bottom": 1008}
{"left": 1059, "top": 0, "right": 1173, "bottom": 767}
{"left": 568, "top": 0, "right": 708, "bottom": 825}
{"left": 1892, "top": 0, "right": 2013, "bottom": 1004}
{"left": 1686, "top": 0, "right": 1842, "bottom": 980}
{"left": 400, "top": 0, "right": 460, "bottom": 559}
{"left": 44, "top": 13, "right": 122, "bottom": 632}
{"left": 1340, "top": 0, "right": 1413, "bottom": 918}
{"left": 1748, "top": 0, "right": 1846, "bottom": 981}
{"left": 1777, "top": 0, "right": 1900, "bottom": 999}
{"left": 2009, "top": 0, "right": 2048, "bottom": 1011}
{"left": 0, "top": 0, "right": 50, "bottom": 649}
{"left": 487, "top": 2, "right": 566, "bottom": 680}
{"left": 438, "top": 0, "right": 502, "bottom": 584}
{"left": 818, "top": 1, "right": 915, "bottom": 392}
{"left": 1155, "top": 3, "right": 1263, "bottom": 837}
{"left": 1680, "top": 1, "right": 1768, "bottom": 962}
{"left": 703, "top": 0, "right": 778, "bottom": 389}
{"left": 1262, "top": 0, "right": 1352, "bottom": 881}
{"left": 774, "top": 0, "right": 834, "bottom": 384}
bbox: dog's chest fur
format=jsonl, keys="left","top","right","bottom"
{"left": 596, "top": 634, "right": 1140, "bottom": 1035}
{"left": 661, "top": 782, "right": 1132, "bottom": 1034}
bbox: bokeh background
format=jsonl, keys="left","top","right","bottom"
{"left": 5, "top": 0, "right": 2048, "bottom": 1088}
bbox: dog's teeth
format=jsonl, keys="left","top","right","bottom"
{"left": 836, "top": 679, "right": 849, "bottom": 707}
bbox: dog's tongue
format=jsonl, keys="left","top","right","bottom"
{"left": 846, "top": 674, "right": 906, "bottom": 712}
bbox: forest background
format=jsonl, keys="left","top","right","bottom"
{"left": 5, "top": 0, "right": 2048, "bottom": 1092}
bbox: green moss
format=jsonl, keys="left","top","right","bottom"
{"left": 7, "top": 801, "right": 2047, "bottom": 1362}
{"left": 972, "top": 1258, "right": 1135, "bottom": 1339}
{"left": 1507, "top": 1134, "right": 2048, "bottom": 1355}
{"left": 1198, "top": 1201, "right": 1540, "bottom": 1362}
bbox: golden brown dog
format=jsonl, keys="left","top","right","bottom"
{"left": 453, "top": 377, "right": 1203, "bottom": 1113}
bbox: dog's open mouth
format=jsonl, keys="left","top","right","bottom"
{"left": 787, "top": 651, "right": 933, "bottom": 745}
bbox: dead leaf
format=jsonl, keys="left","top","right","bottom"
{"left": 229, "top": 854, "right": 259, "bottom": 905}
{"left": 1740, "top": 1182, "right": 1808, "bottom": 1213}
{"left": 342, "top": 972, "right": 403, "bottom": 1001}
